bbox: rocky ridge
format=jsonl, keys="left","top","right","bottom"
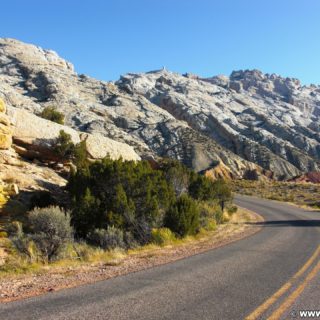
{"left": 0, "top": 38, "right": 319, "bottom": 180}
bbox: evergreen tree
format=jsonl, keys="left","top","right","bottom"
{"left": 54, "top": 130, "right": 75, "bottom": 160}
{"left": 164, "top": 194, "right": 200, "bottom": 237}
{"left": 211, "top": 179, "right": 232, "bottom": 211}
{"left": 71, "top": 188, "right": 100, "bottom": 237}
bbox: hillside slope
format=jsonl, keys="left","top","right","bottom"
{"left": 0, "top": 38, "right": 319, "bottom": 179}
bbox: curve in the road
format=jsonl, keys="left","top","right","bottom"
{"left": 1, "top": 195, "right": 320, "bottom": 320}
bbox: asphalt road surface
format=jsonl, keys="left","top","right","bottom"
{"left": 1, "top": 195, "right": 320, "bottom": 320}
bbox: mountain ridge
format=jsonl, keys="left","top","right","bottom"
{"left": 0, "top": 38, "right": 319, "bottom": 179}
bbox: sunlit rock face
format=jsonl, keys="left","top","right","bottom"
{"left": 0, "top": 38, "right": 319, "bottom": 179}
{"left": 0, "top": 99, "right": 12, "bottom": 150}
{"left": 118, "top": 69, "right": 319, "bottom": 178}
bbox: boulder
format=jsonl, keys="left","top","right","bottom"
{"left": 7, "top": 106, "right": 140, "bottom": 161}
{"left": 8, "top": 107, "right": 80, "bottom": 145}
{"left": 82, "top": 133, "right": 140, "bottom": 161}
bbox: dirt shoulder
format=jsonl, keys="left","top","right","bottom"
{"left": 0, "top": 207, "right": 263, "bottom": 303}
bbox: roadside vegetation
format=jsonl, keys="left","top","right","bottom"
{"left": 232, "top": 179, "right": 320, "bottom": 209}
{"left": 1, "top": 151, "right": 238, "bottom": 275}
{"left": 0, "top": 206, "right": 259, "bottom": 301}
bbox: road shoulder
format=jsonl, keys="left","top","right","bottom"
{"left": 0, "top": 207, "right": 263, "bottom": 303}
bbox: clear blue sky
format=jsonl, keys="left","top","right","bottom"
{"left": 1, "top": 0, "right": 320, "bottom": 84}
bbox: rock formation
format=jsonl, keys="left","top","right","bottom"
{"left": 288, "top": 172, "right": 320, "bottom": 184}
{"left": 0, "top": 99, "right": 12, "bottom": 149}
{"left": 7, "top": 106, "right": 140, "bottom": 162}
{"left": 0, "top": 38, "right": 319, "bottom": 179}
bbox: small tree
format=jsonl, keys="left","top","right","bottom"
{"left": 212, "top": 179, "right": 232, "bottom": 211}
{"left": 189, "top": 175, "right": 213, "bottom": 200}
{"left": 189, "top": 175, "right": 232, "bottom": 210}
{"left": 243, "top": 169, "right": 259, "bottom": 181}
{"left": 159, "top": 159, "right": 191, "bottom": 196}
{"left": 54, "top": 131, "right": 89, "bottom": 167}
{"left": 68, "top": 158, "right": 175, "bottom": 242}
{"left": 164, "top": 194, "right": 200, "bottom": 237}
{"left": 39, "top": 106, "right": 64, "bottom": 124}
{"left": 73, "top": 140, "right": 88, "bottom": 169}
{"left": 71, "top": 188, "right": 101, "bottom": 238}
{"left": 54, "top": 130, "right": 75, "bottom": 160}
{"left": 28, "top": 206, "right": 73, "bottom": 262}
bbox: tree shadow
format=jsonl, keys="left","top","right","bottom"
{"left": 247, "top": 220, "right": 320, "bottom": 227}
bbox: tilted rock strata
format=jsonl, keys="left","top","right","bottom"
{"left": 119, "top": 70, "right": 319, "bottom": 178}
{"left": 0, "top": 38, "right": 319, "bottom": 179}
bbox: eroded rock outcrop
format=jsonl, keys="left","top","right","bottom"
{"left": 119, "top": 69, "right": 319, "bottom": 178}
{"left": 288, "top": 172, "right": 320, "bottom": 184}
{"left": 7, "top": 106, "right": 140, "bottom": 162}
{"left": 0, "top": 38, "right": 319, "bottom": 179}
{"left": 0, "top": 99, "right": 12, "bottom": 149}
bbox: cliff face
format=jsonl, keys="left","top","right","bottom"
{"left": 0, "top": 38, "right": 319, "bottom": 179}
{"left": 118, "top": 70, "right": 319, "bottom": 178}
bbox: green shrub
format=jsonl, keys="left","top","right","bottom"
{"left": 159, "top": 159, "right": 191, "bottom": 196}
{"left": 51, "top": 130, "right": 88, "bottom": 167}
{"left": 68, "top": 157, "right": 234, "bottom": 246}
{"left": 69, "top": 158, "right": 175, "bottom": 240}
{"left": 198, "top": 201, "right": 217, "bottom": 227}
{"left": 197, "top": 200, "right": 226, "bottom": 228}
{"left": 227, "top": 205, "right": 238, "bottom": 215}
{"left": 164, "top": 194, "right": 200, "bottom": 237}
{"left": 205, "top": 218, "right": 217, "bottom": 231}
{"left": 214, "top": 207, "right": 224, "bottom": 224}
{"left": 69, "top": 188, "right": 100, "bottom": 238}
{"left": 123, "top": 231, "right": 139, "bottom": 249}
{"left": 0, "top": 231, "right": 7, "bottom": 238}
{"left": 73, "top": 140, "right": 88, "bottom": 169}
{"left": 10, "top": 221, "right": 39, "bottom": 262}
{"left": 54, "top": 130, "right": 75, "bottom": 160}
{"left": 8, "top": 221, "right": 23, "bottom": 236}
{"left": 11, "top": 234, "right": 39, "bottom": 262}
{"left": 189, "top": 176, "right": 232, "bottom": 210}
{"left": 243, "top": 169, "right": 259, "bottom": 181}
{"left": 151, "top": 228, "right": 176, "bottom": 246}
{"left": 28, "top": 206, "right": 73, "bottom": 261}
{"left": 39, "top": 107, "right": 64, "bottom": 124}
{"left": 188, "top": 175, "right": 214, "bottom": 200}
{"left": 87, "top": 226, "right": 125, "bottom": 250}
{"left": 211, "top": 179, "right": 233, "bottom": 211}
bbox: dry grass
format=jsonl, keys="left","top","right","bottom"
{"left": 1, "top": 207, "right": 258, "bottom": 278}
{"left": 232, "top": 180, "right": 320, "bottom": 209}
{"left": 0, "top": 207, "right": 261, "bottom": 301}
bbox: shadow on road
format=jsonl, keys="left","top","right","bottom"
{"left": 246, "top": 220, "right": 320, "bottom": 227}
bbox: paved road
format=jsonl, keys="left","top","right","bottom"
{"left": 1, "top": 195, "right": 320, "bottom": 320}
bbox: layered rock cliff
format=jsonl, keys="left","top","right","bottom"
{"left": 0, "top": 38, "right": 319, "bottom": 179}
